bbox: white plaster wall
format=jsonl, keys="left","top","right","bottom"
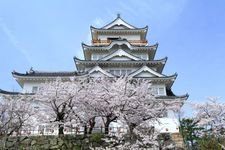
{"left": 106, "top": 67, "right": 137, "bottom": 72}
{"left": 109, "top": 117, "right": 179, "bottom": 134}
{"left": 167, "top": 110, "right": 178, "bottom": 119}
{"left": 98, "top": 35, "right": 140, "bottom": 41}
{"left": 151, "top": 84, "right": 166, "bottom": 88}
{"left": 154, "top": 117, "right": 180, "bottom": 133}
{"left": 22, "top": 81, "right": 43, "bottom": 93}
{"left": 85, "top": 67, "right": 158, "bottom": 76}
{"left": 84, "top": 67, "right": 92, "bottom": 71}
{"left": 0, "top": 95, "right": 2, "bottom": 102}
{"left": 86, "top": 66, "right": 157, "bottom": 73}
{"left": 90, "top": 46, "right": 149, "bottom": 61}
{"left": 91, "top": 52, "right": 108, "bottom": 60}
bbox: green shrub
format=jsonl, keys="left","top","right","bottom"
{"left": 89, "top": 133, "right": 104, "bottom": 147}
{"left": 199, "top": 136, "right": 222, "bottom": 150}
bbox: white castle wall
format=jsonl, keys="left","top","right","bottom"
{"left": 98, "top": 35, "right": 140, "bottom": 41}
{"left": 22, "top": 82, "right": 40, "bottom": 93}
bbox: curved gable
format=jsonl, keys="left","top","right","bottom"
{"left": 102, "top": 15, "right": 136, "bottom": 29}
{"left": 129, "top": 66, "right": 164, "bottom": 78}
{"left": 101, "top": 49, "right": 141, "bottom": 61}
{"left": 87, "top": 66, "right": 115, "bottom": 77}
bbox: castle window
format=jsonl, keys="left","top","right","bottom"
{"left": 151, "top": 86, "right": 166, "bottom": 96}
{"left": 32, "top": 86, "right": 38, "bottom": 93}
{"left": 158, "top": 87, "right": 165, "bottom": 95}
{"left": 107, "top": 37, "right": 120, "bottom": 40}
{"left": 91, "top": 54, "right": 106, "bottom": 60}
{"left": 109, "top": 69, "right": 132, "bottom": 76}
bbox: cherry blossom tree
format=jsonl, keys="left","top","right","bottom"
{"left": 35, "top": 78, "right": 84, "bottom": 136}
{"left": 33, "top": 76, "right": 183, "bottom": 149}
{"left": 0, "top": 94, "right": 37, "bottom": 149}
{"left": 61, "top": 77, "right": 101, "bottom": 135}
{"left": 112, "top": 78, "right": 182, "bottom": 148}
{"left": 72, "top": 85, "right": 98, "bottom": 135}
{"left": 83, "top": 77, "right": 123, "bottom": 134}
{"left": 0, "top": 94, "right": 36, "bottom": 136}
{"left": 85, "top": 77, "right": 183, "bottom": 149}
{"left": 192, "top": 97, "right": 225, "bottom": 137}
{"left": 81, "top": 77, "right": 157, "bottom": 135}
{"left": 1, "top": 76, "right": 185, "bottom": 149}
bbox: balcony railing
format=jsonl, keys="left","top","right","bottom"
{"left": 8, "top": 126, "right": 127, "bottom": 136}
{"left": 92, "top": 39, "right": 148, "bottom": 45}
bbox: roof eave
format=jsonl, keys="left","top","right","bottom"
{"left": 90, "top": 26, "right": 97, "bottom": 40}
{"left": 0, "top": 89, "right": 23, "bottom": 95}
{"left": 12, "top": 75, "right": 74, "bottom": 80}
{"left": 158, "top": 57, "right": 167, "bottom": 73}
{"left": 73, "top": 57, "right": 80, "bottom": 71}
{"left": 156, "top": 94, "right": 189, "bottom": 101}
{"left": 150, "top": 43, "right": 158, "bottom": 60}
{"left": 143, "top": 26, "right": 148, "bottom": 39}
{"left": 91, "top": 26, "right": 148, "bottom": 32}
{"left": 12, "top": 72, "right": 24, "bottom": 88}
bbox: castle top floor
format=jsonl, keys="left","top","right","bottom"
{"left": 90, "top": 14, "right": 148, "bottom": 46}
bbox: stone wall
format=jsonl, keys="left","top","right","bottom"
{"left": 0, "top": 135, "right": 89, "bottom": 150}
{"left": 0, "top": 133, "right": 185, "bottom": 150}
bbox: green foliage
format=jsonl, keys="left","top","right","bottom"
{"left": 89, "top": 133, "right": 105, "bottom": 147}
{"left": 199, "top": 135, "right": 222, "bottom": 150}
{"left": 179, "top": 118, "right": 204, "bottom": 149}
{"left": 179, "top": 118, "right": 225, "bottom": 150}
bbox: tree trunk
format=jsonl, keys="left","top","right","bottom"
{"left": 104, "top": 120, "right": 111, "bottom": 134}
{"left": 58, "top": 124, "right": 64, "bottom": 136}
{"left": 104, "top": 116, "right": 117, "bottom": 134}
{"left": 84, "top": 125, "right": 88, "bottom": 136}
{"left": 88, "top": 126, "right": 94, "bottom": 134}
{"left": 129, "top": 123, "right": 137, "bottom": 140}
{"left": 88, "top": 117, "right": 96, "bottom": 134}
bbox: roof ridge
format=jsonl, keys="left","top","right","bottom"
{"left": 100, "top": 14, "right": 137, "bottom": 29}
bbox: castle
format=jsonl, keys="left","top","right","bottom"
{"left": 1, "top": 14, "right": 188, "bottom": 134}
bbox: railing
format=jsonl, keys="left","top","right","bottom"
{"left": 92, "top": 40, "right": 111, "bottom": 44}
{"left": 92, "top": 40, "right": 148, "bottom": 45}
{"left": 128, "top": 40, "right": 148, "bottom": 44}
{"left": 6, "top": 127, "right": 127, "bottom": 137}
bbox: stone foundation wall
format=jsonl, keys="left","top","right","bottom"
{"left": 0, "top": 135, "right": 88, "bottom": 150}
{"left": 0, "top": 133, "right": 185, "bottom": 150}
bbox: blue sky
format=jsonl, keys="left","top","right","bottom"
{"left": 1, "top": 0, "right": 225, "bottom": 116}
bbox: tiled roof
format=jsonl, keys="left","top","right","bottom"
{"left": 74, "top": 57, "right": 167, "bottom": 64}
{"left": 157, "top": 94, "right": 189, "bottom": 100}
{"left": 91, "top": 25, "right": 148, "bottom": 31}
{"left": 12, "top": 69, "right": 77, "bottom": 77}
{"left": 156, "top": 89, "right": 189, "bottom": 100}
{"left": 100, "top": 14, "right": 138, "bottom": 29}
{"left": 0, "top": 89, "right": 22, "bottom": 95}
